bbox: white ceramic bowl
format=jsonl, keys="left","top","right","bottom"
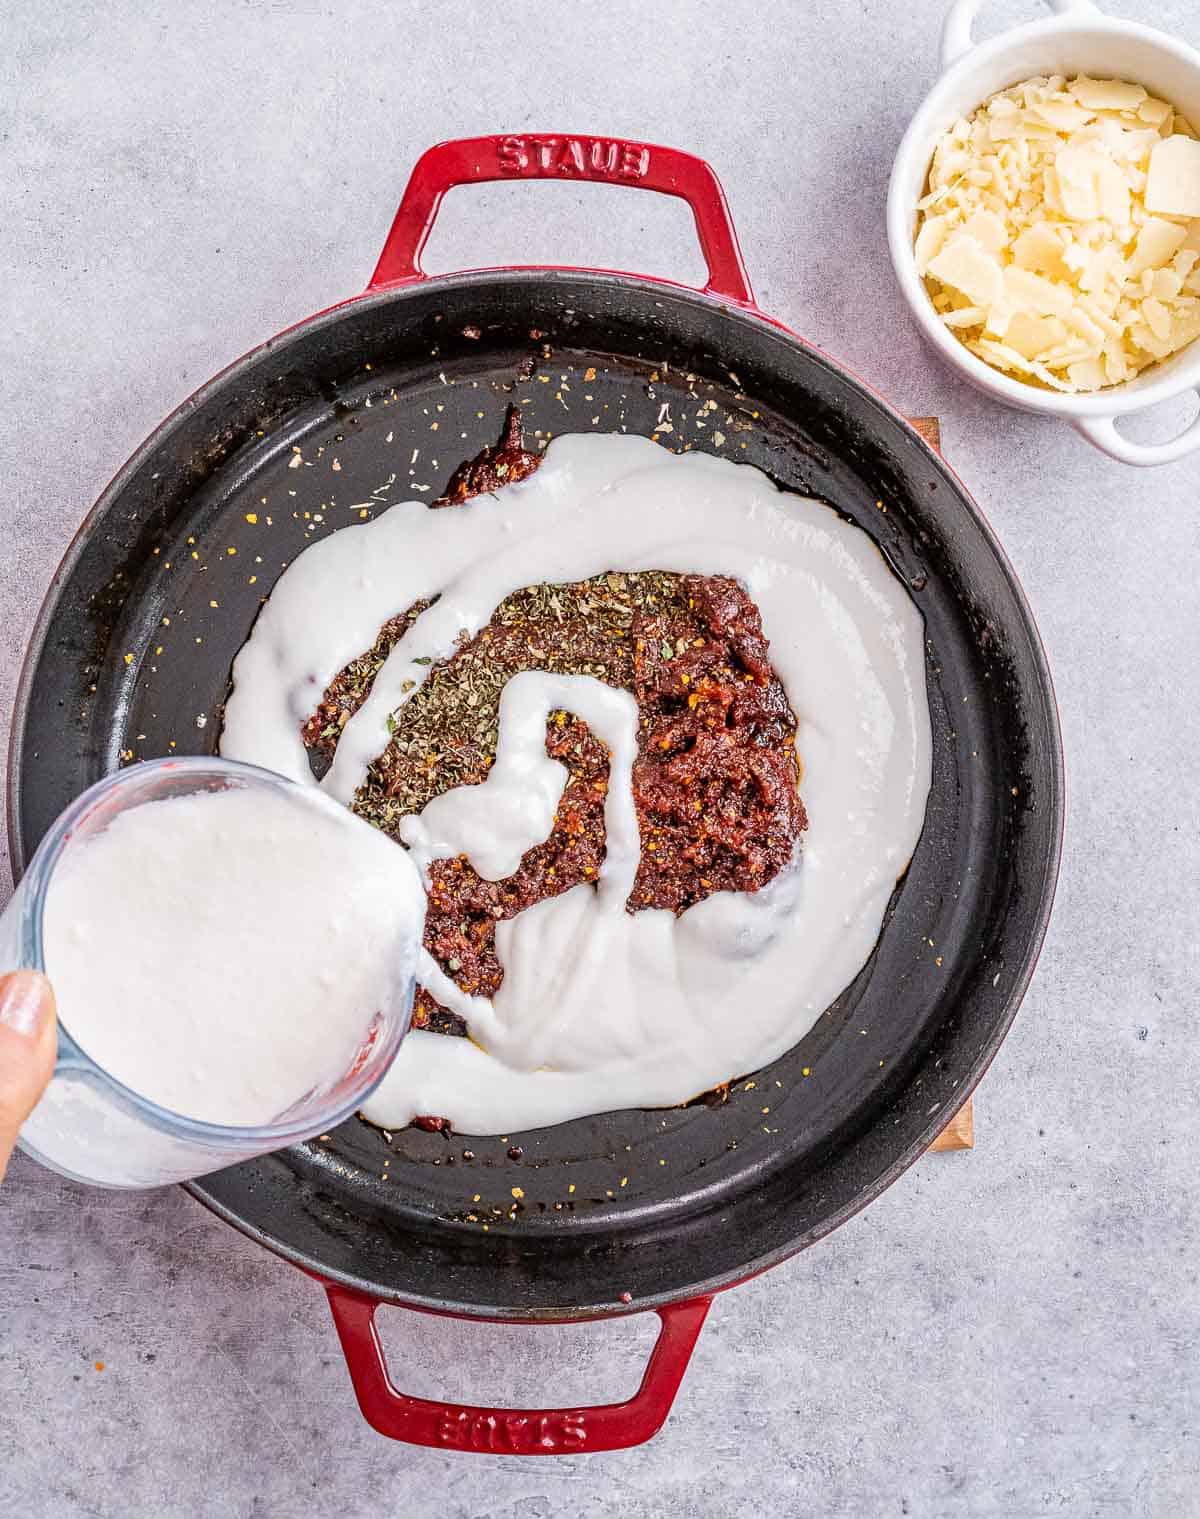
{"left": 888, "top": 0, "right": 1200, "bottom": 466}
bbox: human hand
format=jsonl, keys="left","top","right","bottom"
{"left": 0, "top": 971, "right": 57, "bottom": 1182}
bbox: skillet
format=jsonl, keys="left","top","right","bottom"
{"left": 7, "top": 135, "right": 1064, "bottom": 1452}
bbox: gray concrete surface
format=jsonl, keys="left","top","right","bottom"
{"left": 2, "top": 1, "right": 1198, "bottom": 1514}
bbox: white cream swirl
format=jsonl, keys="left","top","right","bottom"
{"left": 221, "top": 435, "right": 931, "bottom": 1134}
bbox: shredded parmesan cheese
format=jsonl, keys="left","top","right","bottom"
{"left": 917, "top": 75, "right": 1200, "bottom": 391}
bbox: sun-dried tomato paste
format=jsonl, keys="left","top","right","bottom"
{"left": 303, "top": 422, "right": 807, "bottom": 1039}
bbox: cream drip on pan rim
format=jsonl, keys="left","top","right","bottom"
{"left": 220, "top": 433, "right": 933, "bottom": 1135}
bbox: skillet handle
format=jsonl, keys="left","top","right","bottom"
{"left": 325, "top": 1283, "right": 712, "bottom": 1454}
{"left": 368, "top": 134, "right": 754, "bottom": 305}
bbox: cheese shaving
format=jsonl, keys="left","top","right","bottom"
{"left": 916, "top": 74, "right": 1200, "bottom": 391}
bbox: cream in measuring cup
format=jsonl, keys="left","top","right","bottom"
{"left": 12, "top": 758, "right": 424, "bottom": 1187}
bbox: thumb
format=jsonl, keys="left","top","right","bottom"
{"left": 0, "top": 971, "right": 57, "bottom": 1183}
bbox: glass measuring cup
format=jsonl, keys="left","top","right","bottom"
{"left": 3, "top": 757, "right": 420, "bottom": 1188}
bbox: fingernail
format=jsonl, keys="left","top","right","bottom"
{"left": 0, "top": 971, "right": 54, "bottom": 1039}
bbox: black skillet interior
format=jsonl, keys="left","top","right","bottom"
{"left": 10, "top": 272, "right": 1062, "bottom": 1318}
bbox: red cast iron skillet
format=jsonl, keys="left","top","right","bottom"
{"left": 8, "top": 135, "right": 1064, "bottom": 1454}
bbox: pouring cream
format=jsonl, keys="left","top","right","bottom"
{"left": 222, "top": 433, "right": 932, "bottom": 1134}
{"left": 41, "top": 782, "right": 424, "bottom": 1127}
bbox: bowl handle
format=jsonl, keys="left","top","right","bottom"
{"left": 325, "top": 1283, "right": 712, "bottom": 1453}
{"left": 1074, "top": 395, "right": 1200, "bottom": 466}
{"left": 367, "top": 134, "right": 753, "bottom": 306}
{"left": 941, "top": 0, "right": 1099, "bottom": 70}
